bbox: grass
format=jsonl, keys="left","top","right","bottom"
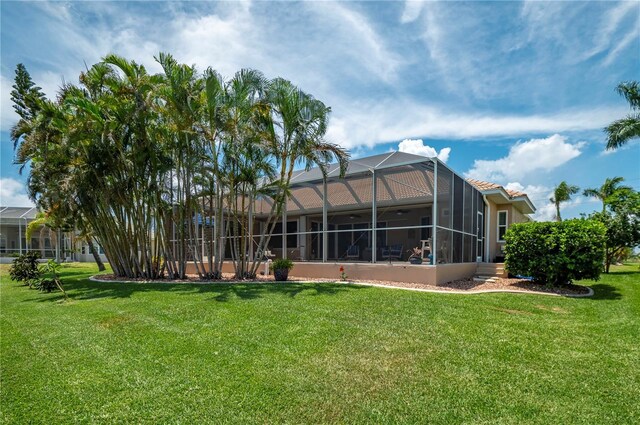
{"left": 1, "top": 263, "right": 639, "bottom": 424}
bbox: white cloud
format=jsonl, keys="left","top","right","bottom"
{"left": 306, "top": 2, "right": 402, "bottom": 83}
{"left": 171, "top": 3, "right": 258, "bottom": 78}
{"left": 504, "top": 182, "right": 553, "bottom": 221}
{"left": 582, "top": 1, "right": 639, "bottom": 64}
{"left": 0, "top": 178, "right": 34, "bottom": 207}
{"left": 398, "top": 138, "right": 451, "bottom": 162}
{"left": 464, "top": 134, "right": 584, "bottom": 182}
{"left": 603, "top": 24, "right": 640, "bottom": 66}
{"left": 503, "top": 181, "right": 585, "bottom": 222}
{"left": 325, "top": 97, "right": 625, "bottom": 148}
{"left": 1, "top": 74, "right": 18, "bottom": 132}
{"left": 400, "top": 1, "right": 425, "bottom": 23}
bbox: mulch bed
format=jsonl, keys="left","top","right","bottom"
{"left": 358, "top": 277, "right": 591, "bottom": 296}
{"left": 93, "top": 273, "right": 590, "bottom": 296}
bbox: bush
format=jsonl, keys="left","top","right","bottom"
{"left": 505, "top": 219, "right": 606, "bottom": 286}
{"left": 33, "top": 278, "right": 59, "bottom": 293}
{"left": 8, "top": 252, "right": 42, "bottom": 285}
{"left": 269, "top": 258, "right": 294, "bottom": 272}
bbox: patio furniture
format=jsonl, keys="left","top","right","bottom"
{"left": 258, "top": 249, "right": 276, "bottom": 261}
{"left": 345, "top": 244, "right": 360, "bottom": 260}
{"left": 381, "top": 244, "right": 403, "bottom": 261}
{"left": 420, "top": 238, "right": 431, "bottom": 260}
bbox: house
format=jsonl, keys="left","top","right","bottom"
{"left": 466, "top": 179, "right": 535, "bottom": 263}
{"left": 211, "top": 151, "right": 536, "bottom": 284}
{"left": 3, "top": 151, "right": 535, "bottom": 284}
{"left": 0, "top": 206, "right": 107, "bottom": 263}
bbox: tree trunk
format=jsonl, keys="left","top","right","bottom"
{"left": 87, "top": 238, "right": 106, "bottom": 271}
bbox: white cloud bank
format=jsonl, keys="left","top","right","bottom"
{"left": 324, "top": 99, "right": 625, "bottom": 148}
{"left": 0, "top": 178, "right": 34, "bottom": 207}
{"left": 398, "top": 138, "right": 451, "bottom": 162}
{"left": 465, "top": 134, "right": 584, "bottom": 182}
{"left": 503, "top": 179, "right": 585, "bottom": 222}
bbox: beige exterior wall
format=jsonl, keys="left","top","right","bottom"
{"left": 434, "top": 263, "right": 479, "bottom": 285}
{"left": 484, "top": 201, "right": 530, "bottom": 262}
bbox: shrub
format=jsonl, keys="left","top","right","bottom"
{"left": 505, "top": 219, "right": 606, "bottom": 286}
{"left": 33, "top": 278, "right": 59, "bottom": 293}
{"left": 269, "top": 258, "right": 294, "bottom": 272}
{"left": 8, "top": 252, "right": 42, "bottom": 285}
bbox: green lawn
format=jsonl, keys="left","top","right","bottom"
{"left": 1, "top": 263, "right": 639, "bottom": 424}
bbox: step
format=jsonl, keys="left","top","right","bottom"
{"left": 477, "top": 264, "right": 505, "bottom": 269}
{"left": 473, "top": 277, "right": 497, "bottom": 283}
{"left": 477, "top": 268, "right": 505, "bottom": 274}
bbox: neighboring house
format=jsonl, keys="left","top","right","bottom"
{"left": 0, "top": 207, "right": 44, "bottom": 258}
{"left": 0, "top": 206, "right": 107, "bottom": 263}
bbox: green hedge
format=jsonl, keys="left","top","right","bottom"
{"left": 504, "top": 219, "right": 606, "bottom": 286}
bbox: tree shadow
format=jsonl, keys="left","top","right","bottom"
{"left": 23, "top": 278, "right": 364, "bottom": 304}
{"left": 589, "top": 284, "right": 622, "bottom": 300}
{"left": 604, "top": 270, "right": 639, "bottom": 276}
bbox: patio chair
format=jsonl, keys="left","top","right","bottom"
{"left": 381, "top": 244, "right": 403, "bottom": 261}
{"left": 258, "top": 249, "right": 276, "bottom": 261}
{"left": 420, "top": 238, "right": 431, "bottom": 260}
{"left": 345, "top": 245, "right": 360, "bottom": 260}
{"left": 345, "top": 244, "right": 360, "bottom": 260}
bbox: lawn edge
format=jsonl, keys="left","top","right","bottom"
{"left": 89, "top": 275, "right": 594, "bottom": 298}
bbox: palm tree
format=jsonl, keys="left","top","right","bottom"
{"left": 583, "top": 176, "right": 632, "bottom": 212}
{"left": 25, "top": 211, "right": 57, "bottom": 259}
{"left": 11, "top": 54, "right": 351, "bottom": 280}
{"left": 248, "top": 78, "right": 349, "bottom": 277}
{"left": 550, "top": 181, "right": 580, "bottom": 222}
{"left": 605, "top": 81, "right": 640, "bottom": 150}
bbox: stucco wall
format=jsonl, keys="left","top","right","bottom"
{"left": 485, "top": 201, "right": 531, "bottom": 262}
{"left": 185, "top": 260, "right": 478, "bottom": 285}
{"left": 434, "top": 263, "right": 479, "bottom": 285}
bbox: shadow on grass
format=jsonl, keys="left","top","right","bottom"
{"left": 589, "top": 284, "right": 622, "bottom": 300}
{"left": 605, "top": 270, "right": 640, "bottom": 276}
{"left": 23, "top": 277, "right": 364, "bottom": 303}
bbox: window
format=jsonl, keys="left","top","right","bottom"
{"left": 270, "top": 221, "right": 298, "bottom": 248}
{"left": 497, "top": 211, "right": 508, "bottom": 242}
{"left": 420, "top": 216, "right": 432, "bottom": 241}
{"left": 375, "top": 222, "right": 387, "bottom": 249}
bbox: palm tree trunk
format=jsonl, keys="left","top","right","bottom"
{"left": 87, "top": 237, "right": 106, "bottom": 271}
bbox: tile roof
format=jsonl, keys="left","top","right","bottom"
{"left": 466, "top": 179, "right": 527, "bottom": 198}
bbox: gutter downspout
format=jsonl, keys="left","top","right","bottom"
{"left": 483, "top": 195, "right": 490, "bottom": 263}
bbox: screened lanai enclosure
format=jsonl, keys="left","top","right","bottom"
{"left": 234, "top": 152, "right": 485, "bottom": 265}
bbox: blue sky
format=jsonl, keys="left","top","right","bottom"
{"left": 1, "top": 0, "right": 639, "bottom": 220}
